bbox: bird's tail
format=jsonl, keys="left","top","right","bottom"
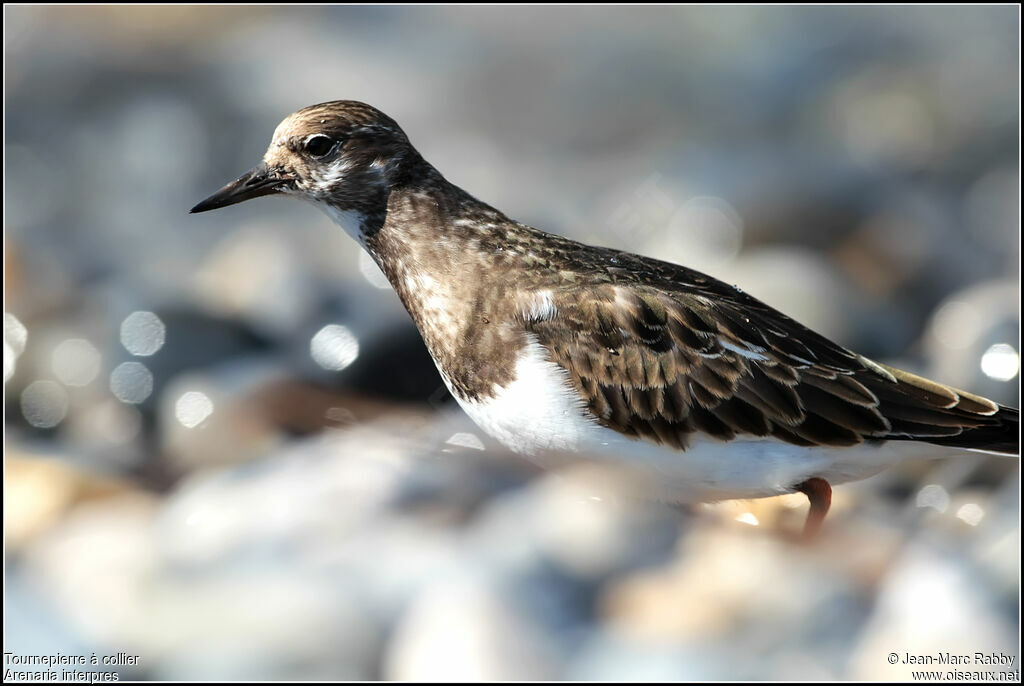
{"left": 868, "top": 364, "right": 1020, "bottom": 456}
{"left": 916, "top": 404, "right": 1019, "bottom": 455}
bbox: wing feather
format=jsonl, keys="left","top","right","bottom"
{"left": 524, "top": 281, "right": 1017, "bottom": 454}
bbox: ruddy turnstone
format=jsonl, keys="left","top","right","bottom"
{"left": 192, "top": 100, "right": 1019, "bottom": 536}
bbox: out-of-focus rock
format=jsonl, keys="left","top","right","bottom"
{"left": 4, "top": 311, "right": 29, "bottom": 384}
{"left": 4, "top": 451, "right": 139, "bottom": 551}
{"left": 849, "top": 541, "right": 1020, "bottom": 680}
{"left": 157, "top": 364, "right": 289, "bottom": 472}
{"left": 385, "top": 574, "right": 558, "bottom": 680}
{"left": 923, "top": 279, "right": 1020, "bottom": 405}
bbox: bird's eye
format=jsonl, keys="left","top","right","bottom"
{"left": 304, "top": 135, "right": 336, "bottom": 158}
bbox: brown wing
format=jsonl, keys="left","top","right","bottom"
{"left": 525, "top": 282, "right": 1018, "bottom": 454}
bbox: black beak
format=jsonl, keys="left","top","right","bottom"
{"left": 190, "top": 163, "right": 293, "bottom": 214}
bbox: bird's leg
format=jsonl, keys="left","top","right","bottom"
{"left": 795, "top": 477, "right": 832, "bottom": 540}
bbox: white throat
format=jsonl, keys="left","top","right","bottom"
{"left": 317, "top": 202, "right": 368, "bottom": 246}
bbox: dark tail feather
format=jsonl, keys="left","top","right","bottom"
{"left": 897, "top": 404, "right": 1019, "bottom": 455}
{"left": 865, "top": 364, "right": 1019, "bottom": 456}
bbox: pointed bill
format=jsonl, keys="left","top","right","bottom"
{"left": 190, "top": 163, "right": 293, "bottom": 213}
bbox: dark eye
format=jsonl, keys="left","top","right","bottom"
{"left": 304, "top": 135, "right": 336, "bottom": 158}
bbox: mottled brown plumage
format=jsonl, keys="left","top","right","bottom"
{"left": 192, "top": 100, "right": 1019, "bottom": 532}
{"left": 522, "top": 268, "right": 1017, "bottom": 453}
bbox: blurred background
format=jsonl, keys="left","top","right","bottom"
{"left": 4, "top": 5, "right": 1020, "bottom": 680}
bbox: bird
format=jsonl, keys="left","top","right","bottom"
{"left": 191, "top": 100, "right": 1019, "bottom": 537}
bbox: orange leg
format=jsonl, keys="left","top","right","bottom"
{"left": 795, "top": 477, "right": 832, "bottom": 540}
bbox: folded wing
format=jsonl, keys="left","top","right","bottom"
{"left": 524, "top": 281, "right": 1018, "bottom": 455}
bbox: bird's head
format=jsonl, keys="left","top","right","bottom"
{"left": 191, "top": 100, "right": 418, "bottom": 236}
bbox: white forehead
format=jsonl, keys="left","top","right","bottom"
{"left": 270, "top": 114, "right": 303, "bottom": 147}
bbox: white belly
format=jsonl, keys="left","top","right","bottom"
{"left": 438, "top": 337, "right": 925, "bottom": 504}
